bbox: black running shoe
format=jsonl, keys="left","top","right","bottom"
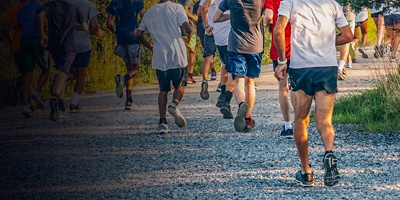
{"left": 125, "top": 99, "right": 133, "bottom": 110}
{"left": 280, "top": 126, "right": 293, "bottom": 138}
{"left": 216, "top": 93, "right": 225, "bottom": 108}
{"left": 323, "top": 151, "right": 340, "bottom": 186}
{"left": 70, "top": 104, "right": 79, "bottom": 113}
{"left": 295, "top": 170, "right": 314, "bottom": 187}
{"left": 220, "top": 102, "right": 233, "bottom": 119}
{"left": 200, "top": 80, "right": 209, "bottom": 100}
{"left": 50, "top": 97, "right": 60, "bottom": 121}
{"left": 115, "top": 74, "right": 123, "bottom": 98}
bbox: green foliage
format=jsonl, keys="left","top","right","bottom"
{"left": 336, "top": 0, "right": 400, "bottom": 12}
{"left": 333, "top": 71, "right": 400, "bottom": 133}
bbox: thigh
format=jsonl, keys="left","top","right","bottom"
{"left": 228, "top": 51, "right": 247, "bottom": 79}
{"left": 314, "top": 90, "right": 336, "bottom": 124}
{"left": 245, "top": 52, "right": 262, "bottom": 78}
{"left": 360, "top": 20, "right": 368, "bottom": 33}
{"left": 292, "top": 89, "right": 313, "bottom": 120}
{"left": 170, "top": 67, "right": 188, "bottom": 90}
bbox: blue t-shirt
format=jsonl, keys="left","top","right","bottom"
{"left": 17, "top": 0, "right": 44, "bottom": 36}
{"left": 106, "top": 0, "right": 144, "bottom": 45}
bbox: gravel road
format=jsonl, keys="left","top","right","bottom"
{"left": 1, "top": 49, "right": 399, "bottom": 199}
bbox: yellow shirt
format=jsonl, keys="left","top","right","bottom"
{"left": 4, "top": 3, "right": 26, "bottom": 53}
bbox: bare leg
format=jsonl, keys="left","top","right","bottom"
{"left": 234, "top": 76, "right": 245, "bottom": 104}
{"left": 74, "top": 68, "right": 88, "bottom": 94}
{"left": 244, "top": 77, "right": 256, "bottom": 118}
{"left": 202, "top": 55, "right": 213, "bottom": 81}
{"left": 173, "top": 85, "right": 185, "bottom": 104}
{"left": 158, "top": 91, "right": 168, "bottom": 119}
{"left": 220, "top": 65, "right": 228, "bottom": 85}
{"left": 360, "top": 20, "right": 368, "bottom": 47}
{"left": 35, "top": 69, "right": 49, "bottom": 92}
{"left": 314, "top": 90, "right": 336, "bottom": 151}
{"left": 278, "top": 73, "right": 291, "bottom": 122}
{"left": 22, "top": 72, "right": 33, "bottom": 106}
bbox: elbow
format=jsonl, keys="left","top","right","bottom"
{"left": 273, "top": 28, "right": 282, "bottom": 39}
{"left": 345, "top": 32, "right": 353, "bottom": 43}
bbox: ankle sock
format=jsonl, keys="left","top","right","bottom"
{"left": 123, "top": 74, "right": 130, "bottom": 84}
{"left": 71, "top": 92, "right": 80, "bottom": 105}
{"left": 126, "top": 90, "right": 132, "bottom": 100}
{"left": 211, "top": 68, "right": 216, "bottom": 73}
{"left": 284, "top": 121, "right": 292, "bottom": 130}
{"left": 159, "top": 118, "right": 167, "bottom": 124}
{"left": 225, "top": 91, "right": 233, "bottom": 103}
{"left": 338, "top": 60, "right": 346, "bottom": 72}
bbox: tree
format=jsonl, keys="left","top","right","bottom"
{"left": 336, "top": 0, "right": 400, "bottom": 12}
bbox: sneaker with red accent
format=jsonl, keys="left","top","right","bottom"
{"left": 244, "top": 117, "right": 255, "bottom": 132}
{"left": 187, "top": 76, "right": 196, "bottom": 84}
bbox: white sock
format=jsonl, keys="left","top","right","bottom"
{"left": 338, "top": 60, "right": 346, "bottom": 71}
{"left": 347, "top": 62, "right": 352, "bottom": 67}
{"left": 71, "top": 92, "right": 80, "bottom": 105}
{"left": 284, "top": 121, "right": 292, "bottom": 130}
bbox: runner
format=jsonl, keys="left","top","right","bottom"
{"left": 214, "top": 0, "right": 264, "bottom": 132}
{"left": 264, "top": 0, "right": 293, "bottom": 138}
{"left": 383, "top": 6, "right": 400, "bottom": 62}
{"left": 370, "top": 5, "right": 386, "bottom": 58}
{"left": 337, "top": 4, "right": 355, "bottom": 80}
{"left": 136, "top": 0, "right": 190, "bottom": 134}
{"left": 15, "top": 0, "right": 50, "bottom": 117}
{"left": 274, "top": 0, "right": 353, "bottom": 186}
{"left": 67, "top": 0, "right": 104, "bottom": 113}
{"left": 106, "top": 0, "right": 144, "bottom": 110}
{"left": 355, "top": 7, "right": 369, "bottom": 59}
{"left": 38, "top": 0, "right": 88, "bottom": 121}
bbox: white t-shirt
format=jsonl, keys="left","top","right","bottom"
{"left": 278, "top": 0, "right": 348, "bottom": 69}
{"left": 355, "top": 7, "right": 368, "bottom": 23}
{"left": 199, "top": 0, "right": 230, "bottom": 45}
{"left": 138, "top": 2, "right": 188, "bottom": 71}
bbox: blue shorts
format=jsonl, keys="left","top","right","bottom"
{"left": 384, "top": 14, "right": 400, "bottom": 27}
{"left": 228, "top": 51, "right": 263, "bottom": 79}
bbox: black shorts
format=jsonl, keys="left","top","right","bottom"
{"left": 371, "top": 12, "right": 383, "bottom": 18}
{"left": 197, "top": 26, "right": 205, "bottom": 48}
{"left": 288, "top": 66, "right": 338, "bottom": 96}
{"left": 203, "top": 34, "right": 217, "bottom": 57}
{"left": 13, "top": 53, "right": 23, "bottom": 73}
{"left": 71, "top": 50, "right": 91, "bottom": 68}
{"left": 156, "top": 67, "right": 188, "bottom": 92}
{"left": 19, "top": 36, "right": 49, "bottom": 73}
{"left": 217, "top": 45, "right": 231, "bottom": 73}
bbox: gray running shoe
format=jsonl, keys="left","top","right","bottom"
{"left": 115, "top": 74, "right": 124, "bottom": 98}
{"left": 200, "top": 80, "right": 209, "bottom": 100}
{"left": 295, "top": 170, "right": 314, "bottom": 187}
{"left": 30, "top": 90, "right": 45, "bottom": 109}
{"left": 234, "top": 102, "right": 248, "bottom": 132}
{"left": 49, "top": 97, "right": 60, "bottom": 121}
{"left": 158, "top": 123, "right": 169, "bottom": 134}
{"left": 167, "top": 103, "right": 186, "bottom": 128}
{"left": 323, "top": 151, "right": 340, "bottom": 186}
{"left": 358, "top": 47, "right": 368, "bottom": 58}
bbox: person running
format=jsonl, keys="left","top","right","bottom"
{"left": 355, "top": 7, "right": 369, "bottom": 59}
{"left": 274, "top": 0, "right": 353, "bottom": 186}
{"left": 178, "top": 0, "right": 198, "bottom": 85}
{"left": 383, "top": 6, "right": 400, "bottom": 62}
{"left": 214, "top": 0, "right": 264, "bottom": 132}
{"left": 199, "top": 0, "right": 218, "bottom": 100}
{"left": 136, "top": 0, "right": 190, "bottom": 134}
{"left": 66, "top": 0, "right": 104, "bottom": 113}
{"left": 106, "top": 0, "right": 144, "bottom": 110}
{"left": 371, "top": 5, "right": 386, "bottom": 58}
{"left": 38, "top": 0, "right": 88, "bottom": 121}
{"left": 337, "top": 4, "right": 355, "bottom": 80}
{"left": 193, "top": 0, "right": 218, "bottom": 86}
{"left": 15, "top": 0, "right": 50, "bottom": 117}
{"left": 264, "top": 0, "right": 293, "bottom": 138}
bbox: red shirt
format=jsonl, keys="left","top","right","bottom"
{"left": 264, "top": 0, "right": 291, "bottom": 60}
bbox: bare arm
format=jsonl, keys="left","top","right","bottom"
{"left": 135, "top": 29, "right": 152, "bottom": 52}
{"left": 264, "top": 9, "right": 273, "bottom": 33}
{"left": 75, "top": 22, "right": 89, "bottom": 32}
{"left": 90, "top": 16, "right": 104, "bottom": 37}
{"left": 106, "top": 13, "right": 115, "bottom": 34}
{"left": 336, "top": 25, "right": 353, "bottom": 45}
{"left": 201, "top": 0, "right": 212, "bottom": 29}
{"left": 37, "top": 10, "right": 48, "bottom": 47}
{"left": 273, "top": 15, "right": 288, "bottom": 81}
{"left": 213, "top": 9, "right": 230, "bottom": 23}
{"left": 183, "top": 5, "right": 198, "bottom": 22}
{"left": 139, "top": 8, "right": 145, "bottom": 19}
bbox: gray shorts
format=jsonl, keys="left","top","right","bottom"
{"left": 288, "top": 66, "right": 338, "bottom": 96}
{"left": 203, "top": 34, "right": 216, "bottom": 57}
{"left": 113, "top": 44, "right": 140, "bottom": 65}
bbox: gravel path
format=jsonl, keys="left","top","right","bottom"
{"left": 1, "top": 49, "right": 399, "bottom": 199}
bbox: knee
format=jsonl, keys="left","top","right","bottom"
{"left": 315, "top": 120, "right": 333, "bottom": 132}
{"left": 294, "top": 116, "right": 309, "bottom": 127}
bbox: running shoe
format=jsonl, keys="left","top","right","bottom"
{"left": 30, "top": 90, "right": 45, "bottom": 109}
{"left": 115, "top": 74, "right": 124, "bottom": 98}
{"left": 374, "top": 45, "right": 380, "bottom": 58}
{"left": 346, "top": 62, "right": 352, "bottom": 68}
{"left": 323, "top": 151, "right": 340, "bottom": 186}
{"left": 22, "top": 106, "right": 34, "bottom": 118}
{"left": 50, "top": 97, "right": 60, "bottom": 121}
{"left": 186, "top": 76, "right": 196, "bottom": 84}
{"left": 70, "top": 104, "right": 79, "bottom": 113}
{"left": 280, "top": 126, "right": 293, "bottom": 138}
{"left": 216, "top": 93, "right": 225, "bottom": 108}
{"left": 220, "top": 102, "right": 233, "bottom": 119}
{"left": 125, "top": 98, "right": 133, "bottom": 110}
{"left": 158, "top": 123, "right": 169, "bottom": 134}
{"left": 358, "top": 47, "right": 368, "bottom": 58}
{"left": 244, "top": 117, "right": 255, "bottom": 132}
{"left": 216, "top": 83, "right": 222, "bottom": 93}
{"left": 167, "top": 103, "right": 186, "bottom": 128}
{"left": 200, "top": 80, "right": 209, "bottom": 100}
{"left": 379, "top": 44, "right": 386, "bottom": 58}
{"left": 211, "top": 71, "right": 217, "bottom": 80}
{"left": 390, "top": 56, "right": 397, "bottom": 62}
{"left": 295, "top": 170, "right": 314, "bottom": 187}
{"left": 234, "top": 102, "right": 248, "bottom": 132}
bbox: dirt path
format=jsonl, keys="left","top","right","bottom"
{"left": 1, "top": 47, "right": 399, "bottom": 199}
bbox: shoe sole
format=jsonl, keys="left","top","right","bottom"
{"left": 324, "top": 154, "right": 340, "bottom": 186}
{"left": 159, "top": 129, "right": 169, "bottom": 134}
{"left": 200, "top": 83, "right": 209, "bottom": 100}
{"left": 49, "top": 99, "right": 59, "bottom": 121}
{"left": 234, "top": 103, "right": 248, "bottom": 132}
{"left": 168, "top": 106, "right": 186, "bottom": 128}
{"left": 115, "top": 75, "right": 123, "bottom": 98}
{"left": 220, "top": 106, "right": 233, "bottom": 119}
{"left": 295, "top": 179, "right": 314, "bottom": 187}
{"left": 31, "top": 94, "right": 45, "bottom": 109}
{"left": 211, "top": 77, "right": 217, "bottom": 80}
{"left": 358, "top": 49, "right": 368, "bottom": 58}
{"left": 280, "top": 134, "right": 294, "bottom": 139}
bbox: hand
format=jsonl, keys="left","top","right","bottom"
{"left": 41, "top": 35, "right": 48, "bottom": 47}
{"left": 96, "top": 29, "right": 105, "bottom": 38}
{"left": 274, "top": 64, "right": 287, "bottom": 81}
{"left": 205, "top": 26, "right": 213, "bottom": 36}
